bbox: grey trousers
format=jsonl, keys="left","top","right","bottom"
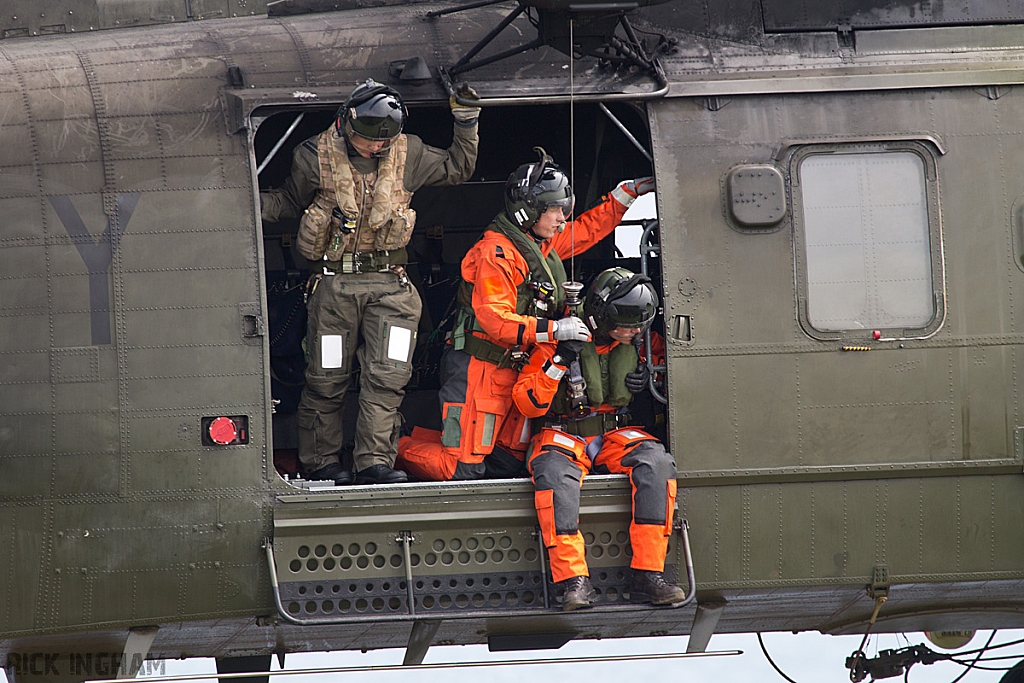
{"left": 297, "top": 270, "right": 421, "bottom": 473}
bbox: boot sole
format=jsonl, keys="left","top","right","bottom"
{"left": 562, "top": 600, "right": 595, "bottom": 611}
{"left": 630, "top": 592, "right": 687, "bottom": 606}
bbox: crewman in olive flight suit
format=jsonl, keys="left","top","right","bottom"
{"left": 396, "top": 149, "right": 654, "bottom": 482}
{"left": 261, "top": 79, "right": 480, "bottom": 485}
{"left": 511, "top": 268, "right": 686, "bottom": 610}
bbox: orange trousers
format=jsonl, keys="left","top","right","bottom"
{"left": 527, "top": 426, "right": 677, "bottom": 583}
{"left": 397, "top": 349, "right": 531, "bottom": 481}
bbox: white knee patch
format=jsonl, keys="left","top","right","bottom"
{"left": 321, "top": 334, "right": 343, "bottom": 369}
{"left": 386, "top": 325, "right": 414, "bottom": 362}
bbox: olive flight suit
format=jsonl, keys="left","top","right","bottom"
{"left": 261, "top": 119, "right": 478, "bottom": 475}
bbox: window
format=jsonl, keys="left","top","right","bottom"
{"left": 615, "top": 192, "right": 656, "bottom": 258}
{"left": 792, "top": 144, "right": 943, "bottom": 338}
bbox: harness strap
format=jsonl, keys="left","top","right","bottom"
{"left": 540, "top": 412, "right": 630, "bottom": 438}
{"left": 461, "top": 334, "right": 526, "bottom": 370}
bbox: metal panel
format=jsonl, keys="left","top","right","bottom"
{"left": 762, "top": 0, "right": 1024, "bottom": 32}
{"left": 651, "top": 87, "right": 1024, "bottom": 475}
{"left": 272, "top": 478, "right": 680, "bottom": 621}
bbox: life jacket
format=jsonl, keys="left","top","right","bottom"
{"left": 550, "top": 341, "right": 637, "bottom": 415}
{"left": 452, "top": 211, "right": 567, "bottom": 353}
{"left": 296, "top": 132, "right": 414, "bottom": 261}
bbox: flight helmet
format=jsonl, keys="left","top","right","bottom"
{"left": 505, "top": 147, "right": 574, "bottom": 231}
{"left": 583, "top": 267, "right": 658, "bottom": 339}
{"left": 336, "top": 79, "right": 406, "bottom": 155}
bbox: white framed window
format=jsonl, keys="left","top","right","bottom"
{"left": 791, "top": 143, "right": 943, "bottom": 339}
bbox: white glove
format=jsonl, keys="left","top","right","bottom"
{"left": 611, "top": 176, "right": 655, "bottom": 206}
{"left": 552, "top": 316, "right": 592, "bottom": 342}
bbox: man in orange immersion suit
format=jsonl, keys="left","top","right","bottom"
{"left": 511, "top": 267, "right": 686, "bottom": 610}
{"left": 396, "top": 148, "right": 654, "bottom": 481}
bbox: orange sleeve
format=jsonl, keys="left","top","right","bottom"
{"left": 511, "top": 343, "right": 564, "bottom": 418}
{"left": 546, "top": 193, "right": 629, "bottom": 259}
{"left": 463, "top": 233, "right": 553, "bottom": 347}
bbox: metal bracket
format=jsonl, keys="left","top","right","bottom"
{"left": 396, "top": 531, "right": 417, "bottom": 615}
{"left": 403, "top": 619, "right": 440, "bottom": 665}
{"left": 240, "top": 303, "right": 264, "bottom": 340}
{"left": 868, "top": 564, "right": 890, "bottom": 600}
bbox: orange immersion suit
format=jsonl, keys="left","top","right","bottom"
{"left": 512, "top": 342, "right": 678, "bottom": 583}
{"left": 396, "top": 194, "right": 629, "bottom": 481}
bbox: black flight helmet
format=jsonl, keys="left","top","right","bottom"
{"left": 583, "top": 267, "right": 659, "bottom": 340}
{"left": 335, "top": 79, "right": 406, "bottom": 156}
{"left": 504, "top": 147, "right": 574, "bottom": 231}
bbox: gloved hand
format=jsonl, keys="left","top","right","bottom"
{"left": 449, "top": 83, "right": 481, "bottom": 124}
{"left": 611, "top": 176, "right": 655, "bottom": 206}
{"left": 624, "top": 363, "right": 650, "bottom": 394}
{"left": 554, "top": 340, "right": 584, "bottom": 366}
{"left": 552, "top": 316, "right": 591, "bottom": 342}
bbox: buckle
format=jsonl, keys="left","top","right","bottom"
{"left": 341, "top": 253, "right": 361, "bottom": 274}
{"left": 375, "top": 250, "right": 392, "bottom": 273}
{"left": 500, "top": 346, "right": 529, "bottom": 370}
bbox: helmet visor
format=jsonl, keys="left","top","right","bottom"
{"left": 608, "top": 307, "right": 656, "bottom": 330}
{"left": 543, "top": 195, "right": 575, "bottom": 220}
{"left": 345, "top": 118, "right": 401, "bottom": 144}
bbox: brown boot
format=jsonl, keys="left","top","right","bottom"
{"left": 629, "top": 570, "right": 686, "bottom": 605}
{"left": 560, "top": 576, "right": 596, "bottom": 611}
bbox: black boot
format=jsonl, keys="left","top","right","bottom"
{"left": 354, "top": 464, "right": 409, "bottom": 484}
{"left": 306, "top": 462, "right": 353, "bottom": 486}
{"left": 629, "top": 570, "right": 686, "bottom": 605}
{"left": 560, "top": 575, "right": 596, "bottom": 611}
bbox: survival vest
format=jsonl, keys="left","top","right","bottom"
{"left": 296, "top": 132, "right": 414, "bottom": 261}
{"left": 549, "top": 341, "right": 638, "bottom": 416}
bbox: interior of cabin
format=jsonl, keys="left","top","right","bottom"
{"left": 252, "top": 100, "right": 664, "bottom": 481}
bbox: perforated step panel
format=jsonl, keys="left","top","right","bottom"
{"left": 271, "top": 476, "right": 678, "bottom": 621}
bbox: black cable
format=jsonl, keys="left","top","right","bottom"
{"left": 950, "top": 653, "right": 1024, "bottom": 664}
{"left": 944, "top": 630, "right": 996, "bottom": 683}
{"left": 950, "top": 635, "right": 1024, "bottom": 657}
{"left": 942, "top": 662, "right": 1015, "bottom": 672}
{"left": 757, "top": 633, "right": 800, "bottom": 683}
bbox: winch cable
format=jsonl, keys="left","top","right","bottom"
{"left": 944, "top": 629, "right": 996, "bottom": 683}
{"left": 568, "top": 14, "right": 577, "bottom": 286}
{"left": 757, "top": 632, "right": 800, "bottom": 683}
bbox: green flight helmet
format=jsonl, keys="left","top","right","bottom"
{"left": 336, "top": 79, "right": 406, "bottom": 155}
{"left": 583, "top": 267, "right": 659, "bottom": 339}
{"left": 504, "top": 147, "right": 574, "bottom": 230}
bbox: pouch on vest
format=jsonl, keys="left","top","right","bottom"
{"left": 297, "top": 201, "right": 333, "bottom": 261}
{"left": 374, "top": 206, "right": 417, "bottom": 251}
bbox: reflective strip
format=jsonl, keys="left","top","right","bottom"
{"left": 321, "top": 334, "right": 343, "bottom": 369}
{"left": 552, "top": 432, "right": 578, "bottom": 450}
{"left": 387, "top": 325, "right": 413, "bottom": 362}
{"left": 544, "top": 361, "right": 565, "bottom": 380}
{"left": 519, "top": 418, "right": 531, "bottom": 445}
{"left": 610, "top": 184, "right": 636, "bottom": 207}
{"left": 482, "top": 412, "right": 496, "bottom": 447}
{"left": 536, "top": 331, "right": 550, "bottom": 343}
